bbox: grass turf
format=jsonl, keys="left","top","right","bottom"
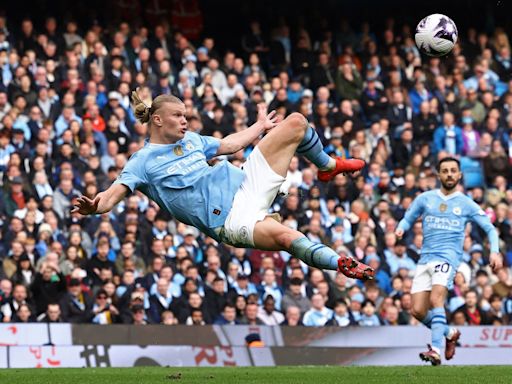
{"left": 1, "top": 366, "right": 512, "bottom": 384}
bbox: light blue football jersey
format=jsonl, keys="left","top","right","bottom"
{"left": 397, "top": 190, "right": 499, "bottom": 269}
{"left": 114, "top": 131, "right": 245, "bottom": 241}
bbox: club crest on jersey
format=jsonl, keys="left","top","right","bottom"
{"left": 185, "top": 141, "right": 194, "bottom": 151}
{"left": 173, "top": 145, "right": 184, "bottom": 156}
{"left": 439, "top": 203, "right": 447, "bottom": 213}
{"left": 453, "top": 207, "right": 461, "bottom": 215}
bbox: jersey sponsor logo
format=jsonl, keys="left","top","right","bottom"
{"left": 424, "top": 215, "right": 461, "bottom": 230}
{"left": 439, "top": 203, "right": 447, "bottom": 212}
{"left": 453, "top": 207, "right": 461, "bottom": 215}
{"left": 166, "top": 152, "right": 205, "bottom": 174}
{"left": 173, "top": 145, "right": 184, "bottom": 156}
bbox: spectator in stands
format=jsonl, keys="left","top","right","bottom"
{"left": 460, "top": 290, "right": 492, "bottom": 325}
{"left": 282, "top": 305, "right": 303, "bottom": 326}
{"left": 432, "top": 112, "right": 463, "bottom": 156}
{"left": 326, "top": 299, "right": 355, "bottom": 326}
{"left": 205, "top": 277, "right": 231, "bottom": 321}
{"left": 31, "top": 261, "right": 67, "bottom": 315}
{"left": 60, "top": 278, "right": 92, "bottom": 323}
{"left": 281, "top": 277, "right": 311, "bottom": 316}
{"left": 213, "top": 303, "right": 240, "bottom": 325}
{"left": 130, "top": 304, "right": 150, "bottom": 325}
{"left": 0, "top": 283, "right": 34, "bottom": 322}
{"left": 257, "top": 294, "right": 284, "bottom": 325}
{"left": 257, "top": 268, "right": 283, "bottom": 311}
{"left": 302, "top": 293, "right": 333, "bottom": 326}
{"left": 358, "top": 300, "right": 382, "bottom": 326}
{"left": 37, "top": 302, "right": 63, "bottom": 323}
{"left": 148, "top": 278, "right": 174, "bottom": 323}
{"left": 161, "top": 310, "right": 178, "bottom": 325}
{"left": 382, "top": 304, "right": 400, "bottom": 325}
{"left": 91, "top": 288, "right": 120, "bottom": 324}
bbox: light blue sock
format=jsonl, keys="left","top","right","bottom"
{"left": 296, "top": 126, "right": 331, "bottom": 170}
{"left": 431, "top": 307, "right": 449, "bottom": 351}
{"left": 421, "top": 310, "right": 434, "bottom": 329}
{"left": 290, "top": 237, "right": 339, "bottom": 270}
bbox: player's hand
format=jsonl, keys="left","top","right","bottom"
{"left": 256, "top": 103, "right": 278, "bottom": 133}
{"left": 395, "top": 228, "right": 404, "bottom": 239}
{"left": 489, "top": 252, "right": 503, "bottom": 272}
{"left": 72, "top": 195, "right": 100, "bottom": 215}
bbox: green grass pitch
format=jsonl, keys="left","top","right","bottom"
{"left": 1, "top": 366, "right": 512, "bottom": 384}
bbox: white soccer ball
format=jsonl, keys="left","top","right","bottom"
{"left": 415, "top": 14, "right": 458, "bottom": 57}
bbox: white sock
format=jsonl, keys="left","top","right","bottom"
{"left": 431, "top": 346, "right": 441, "bottom": 355}
{"left": 319, "top": 157, "right": 336, "bottom": 172}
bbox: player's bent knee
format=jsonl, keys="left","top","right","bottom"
{"left": 429, "top": 290, "right": 446, "bottom": 308}
{"left": 284, "top": 112, "right": 308, "bottom": 139}
{"left": 411, "top": 306, "right": 427, "bottom": 320}
{"left": 274, "top": 232, "right": 292, "bottom": 250}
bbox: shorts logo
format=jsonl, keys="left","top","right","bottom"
{"left": 439, "top": 203, "right": 447, "bottom": 213}
{"left": 453, "top": 207, "right": 461, "bottom": 215}
{"left": 213, "top": 209, "right": 221, "bottom": 215}
{"left": 173, "top": 145, "right": 184, "bottom": 156}
{"left": 185, "top": 141, "right": 194, "bottom": 151}
{"left": 239, "top": 226, "right": 249, "bottom": 241}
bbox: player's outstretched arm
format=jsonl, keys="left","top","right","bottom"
{"left": 216, "top": 103, "right": 278, "bottom": 156}
{"left": 72, "top": 183, "right": 129, "bottom": 215}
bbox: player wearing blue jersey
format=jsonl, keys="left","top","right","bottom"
{"left": 73, "top": 91, "right": 374, "bottom": 281}
{"left": 395, "top": 157, "right": 502, "bottom": 365}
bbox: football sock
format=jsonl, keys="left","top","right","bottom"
{"left": 296, "top": 126, "right": 335, "bottom": 171}
{"left": 420, "top": 310, "right": 433, "bottom": 329}
{"left": 290, "top": 236, "right": 339, "bottom": 270}
{"left": 431, "top": 307, "right": 449, "bottom": 352}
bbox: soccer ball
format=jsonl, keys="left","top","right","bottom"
{"left": 415, "top": 14, "right": 458, "bottom": 57}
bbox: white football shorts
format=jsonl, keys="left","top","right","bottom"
{"left": 219, "top": 146, "right": 285, "bottom": 248}
{"left": 411, "top": 261, "right": 457, "bottom": 293}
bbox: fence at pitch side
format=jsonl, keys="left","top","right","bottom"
{"left": 1, "top": 324, "right": 511, "bottom": 367}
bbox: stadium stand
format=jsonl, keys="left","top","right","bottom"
{"left": 0, "top": 1, "right": 511, "bottom": 330}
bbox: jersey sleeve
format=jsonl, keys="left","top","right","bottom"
{"left": 468, "top": 202, "right": 500, "bottom": 253}
{"left": 198, "top": 133, "right": 221, "bottom": 160}
{"left": 397, "top": 193, "right": 425, "bottom": 232}
{"left": 113, "top": 152, "right": 147, "bottom": 193}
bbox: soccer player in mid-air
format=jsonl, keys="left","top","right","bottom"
{"left": 395, "top": 157, "right": 502, "bottom": 365}
{"left": 73, "top": 91, "right": 375, "bottom": 282}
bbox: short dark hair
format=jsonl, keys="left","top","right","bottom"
{"left": 436, "top": 157, "right": 460, "bottom": 172}
{"left": 334, "top": 298, "right": 347, "bottom": 307}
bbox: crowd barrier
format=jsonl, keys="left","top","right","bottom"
{"left": 1, "top": 324, "right": 511, "bottom": 367}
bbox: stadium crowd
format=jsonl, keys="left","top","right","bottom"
{"left": 0, "top": 7, "right": 512, "bottom": 328}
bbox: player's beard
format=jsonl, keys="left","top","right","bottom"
{"left": 441, "top": 177, "right": 459, "bottom": 192}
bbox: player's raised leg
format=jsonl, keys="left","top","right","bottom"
{"left": 256, "top": 112, "right": 365, "bottom": 179}
{"left": 252, "top": 113, "right": 372, "bottom": 279}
